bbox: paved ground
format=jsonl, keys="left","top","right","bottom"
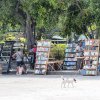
{"left": 0, "top": 74, "right": 100, "bottom": 100}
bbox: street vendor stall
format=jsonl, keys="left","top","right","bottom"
{"left": 34, "top": 40, "right": 51, "bottom": 75}
{"left": 34, "top": 40, "right": 63, "bottom": 75}
{"left": 80, "top": 39, "right": 100, "bottom": 76}
{"left": 63, "top": 43, "right": 77, "bottom": 70}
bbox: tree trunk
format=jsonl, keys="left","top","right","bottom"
{"left": 25, "top": 13, "right": 34, "bottom": 50}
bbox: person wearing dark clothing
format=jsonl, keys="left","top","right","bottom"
{"left": 75, "top": 43, "right": 84, "bottom": 69}
{"left": 32, "top": 44, "right": 37, "bottom": 68}
{"left": 29, "top": 44, "right": 37, "bottom": 69}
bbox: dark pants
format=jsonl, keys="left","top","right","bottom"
{"left": 29, "top": 53, "right": 36, "bottom": 69}
{"left": 33, "top": 53, "right": 36, "bottom": 68}
{"left": 77, "top": 58, "right": 83, "bottom": 69}
{"left": 16, "top": 61, "right": 23, "bottom": 67}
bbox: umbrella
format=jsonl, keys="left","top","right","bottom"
{"left": 52, "top": 35, "right": 63, "bottom": 40}
{"left": 78, "top": 34, "right": 87, "bottom": 41}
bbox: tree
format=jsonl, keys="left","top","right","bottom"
{"left": 89, "top": 0, "right": 100, "bottom": 38}
{"left": 0, "top": 0, "right": 69, "bottom": 49}
{"left": 0, "top": 0, "right": 100, "bottom": 46}
{"left": 63, "top": 0, "right": 100, "bottom": 39}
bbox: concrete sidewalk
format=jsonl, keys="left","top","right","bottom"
{"left": 0, "top": 75, "right": 100, "bottom": 100}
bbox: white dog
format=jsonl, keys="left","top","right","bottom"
{"left": 61, "top": 76, "right": 76, "bottom": 88}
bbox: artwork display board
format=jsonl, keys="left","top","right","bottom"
{"left": 34, "top": 41, "right": 51, "bottom": 75}
{"left": 82, "top": 39, "right": 100, "bottom": 75}
{"left": 63, "top": 43, "right": 77, "bottom": 70}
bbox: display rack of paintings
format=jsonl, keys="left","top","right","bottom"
{"left": 81, "top": 39, "right": 100, "bottom": 75}
{"left": 63, "top": 43, "right": 77, "bottom": 70}
{"left": 34, "top": 41, "right": 51, "bottom": 75}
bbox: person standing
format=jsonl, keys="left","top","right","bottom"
{"left": 32, "top": 43, "right": 37, "bottom": 68}
{"left": 12, "top": 48, "right": 24, "bottom": 75}
{"left": 75, "top": 42, "right": 84, "bottom": 69}
{"left": 28, "top": 43, "right": 37, "bottom": 69}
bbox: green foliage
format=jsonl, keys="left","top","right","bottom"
{"left": 0, "top": 40, "right": 5, "bottom": 44}
{"left": 64, "top": 0, "right": 100, "bottom": 37}
{"left": 0, "top": 32, "right": 27, "bottom": 43}
{"left": 90, "top": 0, "right": 100, "bottom": 25}
{"left": 50, "top": 44, "right": 67, "bottom": 60}
{"left": 0, "top": 0, "right": 100, "bottom": 40}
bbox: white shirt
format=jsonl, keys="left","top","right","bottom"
{"left": 75, "top": 45, "right": 83, "bottom": 57}
{"left": 15, "top": 51, "right": 23, "bottom": 61}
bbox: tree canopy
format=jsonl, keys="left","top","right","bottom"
{"left": 0, "top": 0, "right": 100, "bottom": 48}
